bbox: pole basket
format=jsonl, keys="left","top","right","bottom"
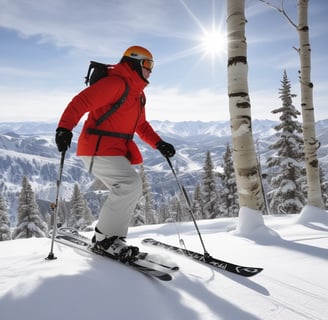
{"left": 45, "top": 252, "right": 57, "bottom": 260}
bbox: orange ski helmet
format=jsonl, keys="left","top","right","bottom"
{"left": 122, "top": 45, "right": 154, "bottom": 71}
{"left": 123, "top": 46, "right": 154, "bottom": 70}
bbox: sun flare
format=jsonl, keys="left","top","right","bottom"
{"left": 162, "top": 0, "right": 227, "bottom": 66}
{"left": 200, "top": 29, "right": 227, "bottom": 58}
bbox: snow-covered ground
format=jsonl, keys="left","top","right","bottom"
{"left": 1, "top": 207, "right": 328, "bottom": 320}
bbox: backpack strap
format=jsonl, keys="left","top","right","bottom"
{"left": 86, "top": 76, "right": 131, "bottom": 141}
{"left": 87, "top": 128, "right": 133, "bottom": 140}
{"left": 95, "top": 78, "right": 129, "bottom": 126}
{"left": 84, "top": 61, "right": 130, "bottom": 126}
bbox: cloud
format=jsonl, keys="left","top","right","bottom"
{"left": 0, "top": 0, "right": 174, "bottom": 56}
{"left": 0, "top": 85, "right": 73, "bottom": 122}
{"left": 0, "top": 66, "right": 50, "bottom": 78}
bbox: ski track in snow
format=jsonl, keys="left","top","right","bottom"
{"left": 258, "top": 274, "right": 328, "bottom": 320}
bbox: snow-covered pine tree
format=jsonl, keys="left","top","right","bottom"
{"left": 0, "top": 195, "right": 11, "bottom": 241}
{"left": 201, "top": 151, "right": 219, "bottom": 219}
{"left": 68, "top": 184, "right": 93, "bottom": 230}
{"left": 218, "top": 143, "right": 239, "bottom": 217}
{"left": 266, "top": 70, "right": 306, "bottom": 214}
{"left": 131, "top": 204, "right": 145, "bottom": 226}
{"left": 192, "top": 183, "right": 203, "bottom": 220}
{"left": 157, "top": 200, "right": 172, "bottom": 224}
{"left": 12, "top": 176, "right": 47, "bottom": 239}
{"left": 170, "top": 195, "right": 185, "bottom": 222}
{"left": 227, "top": 0, "right": 266, "bottom": 221}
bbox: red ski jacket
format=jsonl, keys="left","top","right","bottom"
{"left": 58, "top": 62, "right": 161, "bottom": 164}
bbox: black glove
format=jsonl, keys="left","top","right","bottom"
{"left": 55, "top": 127, "right": 73, "bottom": 152}
{"left": 156, "top": 140, "right": 175, "bottom": 158}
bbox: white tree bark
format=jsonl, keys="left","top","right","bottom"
{"left": 297, "top": 0, "right": 324, "bottom": 209}
{"left": 227, "top": 0, "right": 265, "bottom": 213}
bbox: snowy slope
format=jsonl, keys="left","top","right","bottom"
{"left": 1, "top": 208, "right": 328, "bottom": 320}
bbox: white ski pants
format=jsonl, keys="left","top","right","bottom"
{"left": 80, "top": 156, "right": 142, "bottom": 237}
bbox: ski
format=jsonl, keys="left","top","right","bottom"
{"left": 49, "top": 228, "right": 176, "bottom": 281}
{"left": 54, "top": 227, "right": 179, "bottom": 272}
{"left": 142, "top": 238, "right": 263, "bottom": 277}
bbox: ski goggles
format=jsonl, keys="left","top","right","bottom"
{"left": 140, "top": 59, "right": 154, "bottom": 71}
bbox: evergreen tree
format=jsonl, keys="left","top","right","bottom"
{"left": 172, "top": 190, "right": 191, "bottom": 222}
{"left": 69, "top": 184, "right": 93, "bottom": 230}
{"left": 266, "top": 70, "right": 306, "bottom": 214}
{"left": 218, "top": 143, "right": 239, "bottom": 217}
{"left": 12, "top": 176, "right": 47, "bottom": 239}
{"left": 0, "top": 195, "right": 11, "bottom": 241}
{"left": 131, "top": 204, "right": 145, "bottom": 226}
{"left": 157, "top": 200, "right": 172, "bottom": 224}
{"left": 192, "top": 183, "right": 203, "bottom": 220}
{"left": 170, "top": 195, "right": 184, "bottom": 222}
{"left": 201, "top": 151, "right": 219, "bottom": 219}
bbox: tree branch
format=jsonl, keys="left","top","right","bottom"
{"left": 258, "top": 0, "right": 297, "bottom": 29}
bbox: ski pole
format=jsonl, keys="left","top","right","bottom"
{"left": 46, "top": 150, "right": 66, "bottom": 260}
{"left": 165, "top": 156, "right": 211, "bottom": 260}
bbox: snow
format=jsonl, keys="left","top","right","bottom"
{"left": 1, "top": 207, "right": 328, "bottom": 320}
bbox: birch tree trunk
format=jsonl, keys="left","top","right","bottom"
{"left": 227, "top": 0, "right": 265, "bottom": 216}
{"left": 297, "top": 0, "right": 324, "bottom": 209}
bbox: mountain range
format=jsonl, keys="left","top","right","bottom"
{"left": 1, "top": 119, "right": 328, "bottom": 224}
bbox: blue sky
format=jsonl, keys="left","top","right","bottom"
{"left": 0, "top": 0, "right": 327, "bottom": 123}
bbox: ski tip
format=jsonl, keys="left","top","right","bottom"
{"left": 142, "top": 238, "right": 153, "bottom": 243}
{"left": 157, "top": 273, "right": 173, "bottom": 281}
{"left": 236, "top": 267, "right": 264, "bottom": 277}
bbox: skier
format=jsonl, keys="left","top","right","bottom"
{"left": 55, "top": 45, "right": 175, "bottom": 260}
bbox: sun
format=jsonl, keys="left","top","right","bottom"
{"left": 200, "top": 28, "right": 227, "bottom": 58}
{"left": 161, "top": 0, "right": 227, "bottom": 66}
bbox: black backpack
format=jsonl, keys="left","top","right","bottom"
{"left": 84, "top": 61, "right": 110, "bottom": 86}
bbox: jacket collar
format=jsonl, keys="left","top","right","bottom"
{"left": 110, "top": 62, "right": 148, "bottom": 92}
